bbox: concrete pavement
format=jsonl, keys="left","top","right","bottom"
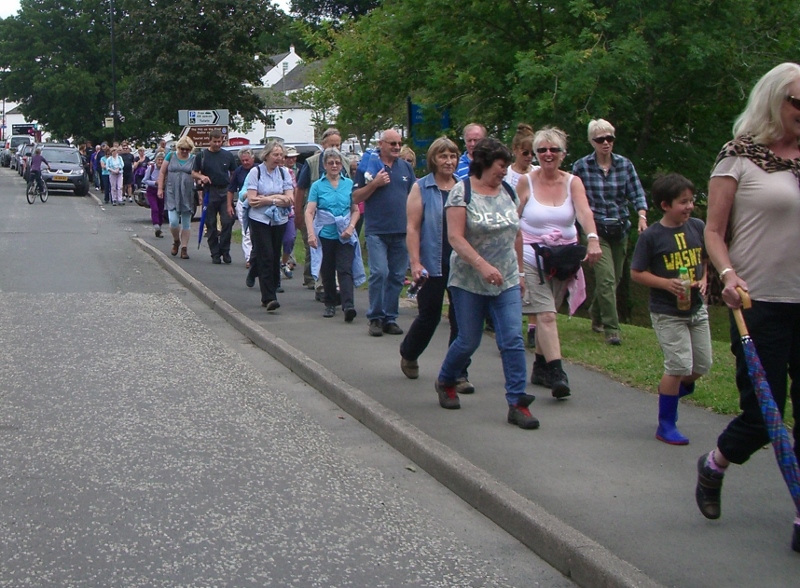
{"left": 131, "top": 198, "right": 800, "bottom": 588}
{"left": 0, "top": 170, "right": 576, "bottom": 587}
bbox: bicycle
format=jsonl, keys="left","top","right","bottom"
{"left": 26, "top": 175, "right": 49, "bottom": 204}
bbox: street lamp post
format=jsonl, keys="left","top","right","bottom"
{"left": 110, "top": 0, "right": 118, "bottom": 142}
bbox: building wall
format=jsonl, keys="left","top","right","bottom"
{"left": 228, "top": 108, "right": 315, "bottom": 146}
{"left": 260, "top": 46, "right": 303, "bottom": 88}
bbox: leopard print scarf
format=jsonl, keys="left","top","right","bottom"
{"left": 714, "top": 134, "right": 800, "bottom": 185}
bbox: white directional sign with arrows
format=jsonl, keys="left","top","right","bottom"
{"left": 178, "top": 109, "right": 230, "bottom": 126}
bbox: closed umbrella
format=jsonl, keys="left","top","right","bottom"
{"left": 197, "top": 187, "right": 209, "bottom": 249}
{"left": 734, "top": 288, "right": 800, "bottom": 514}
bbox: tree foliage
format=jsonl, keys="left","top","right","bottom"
{"left": 290, "top": 0, "right": 380, "bottom": 25}
{"left": 0, "top": 0, "right": 118, "bottom": 140}
{"left": 306, "top": 0, "right": 800, "bottom": 188}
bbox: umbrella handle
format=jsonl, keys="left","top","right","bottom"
{"left": 732, "top": 287, "right": 753, "bottom": 338}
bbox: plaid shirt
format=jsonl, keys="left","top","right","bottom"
{"left": 572, "top": 152, "right": 647, "bottom": 219}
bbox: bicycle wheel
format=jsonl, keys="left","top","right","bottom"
{"left": 26, "top": 182, "right": 36, "bottom": 204}
{"left": 39, "top": 183, "right": 48, "bottom": 202}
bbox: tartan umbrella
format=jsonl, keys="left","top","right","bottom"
{"left": 734, "top": 289, "right": 800, "bottom": 515}
{"left": 197, "top": 187, "right": 209, "bottom": 249}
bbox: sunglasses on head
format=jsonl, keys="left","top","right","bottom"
{"left": 536, "top": 147, "right": 563, "bottom": 154}
{"left": 592, "top": 135, "right": 615, "bottom": 144}
{"left": 786, "top": 96, "right": 800, "bottom": 111}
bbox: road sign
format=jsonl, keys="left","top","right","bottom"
{"left": 178, "top": 109, "right": 229, "bottom": 126}
{"left": 179, "top": 125, "right": 228, "bottom": 148}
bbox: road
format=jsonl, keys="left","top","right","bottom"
{"left": 0, "top": 169, "right": 575, "bottom": 587}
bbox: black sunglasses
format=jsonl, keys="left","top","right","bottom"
{"left": 787, "top": 96, "right": 800, "bottom": 111}
{"left": 592, "top": 135, "right": 615, "bottom": 144}
{"left": 383, "top": 141, "right": 402, "bottom": 147}
{"left": 536, "top": 147, "right": 563, "bottom": 154}
{"left": 521, "top": 150, "right": 532, "bottom": 156}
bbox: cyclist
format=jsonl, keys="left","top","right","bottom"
{"left": 28, "top": 148, "right": 51, "bottom": 194}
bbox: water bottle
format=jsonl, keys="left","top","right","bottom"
{"left": 677, "top": 266, "right": 692, "bottom": 311}
{"left": 407, "top": 270, "right": 428, "bottom": 300}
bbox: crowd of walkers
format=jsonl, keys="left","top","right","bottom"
{"left": 74, "top": 61, "right": 799, "bottom": 551}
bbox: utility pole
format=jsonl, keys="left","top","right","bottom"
{"left": 110, "top": 0, "right": 118, "bottom": 142}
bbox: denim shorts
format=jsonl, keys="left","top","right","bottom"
{"left": 650, "top": 305, "right": 712, "bottom": 376}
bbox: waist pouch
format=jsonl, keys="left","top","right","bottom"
{"left": 596, "top": 218, "right": 630, "bottom": 242}
{"left": 531, "top": 243, "right": 587, "bottom": 284}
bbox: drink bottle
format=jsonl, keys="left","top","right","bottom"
{"left": 407, "top": 270, "right": 428, "bottom": 299}
{"left": 677, "top": 267, "right": 691, "bottom": 311}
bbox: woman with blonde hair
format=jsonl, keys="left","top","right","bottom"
{"left": 694, "top": 62, "right": 800, "bottom": 552}
{"left": 505, "top": 123, "right": 537, "bottom": 188}
{"left": 157, "top": 136, "right": 196, "bottom": 259}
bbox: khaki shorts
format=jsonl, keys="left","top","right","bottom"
{"left": 650, "top": 305, "right": 712, "bottom": 377}
{"left": 522, "top": 260, "right": 569, "bottom": 315}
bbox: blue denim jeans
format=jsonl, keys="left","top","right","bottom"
{"left": 366, "top": 233, "right": 408, "bottom": 323}
{"left": 438, "top": 286, "right": 527, "bottom": 405}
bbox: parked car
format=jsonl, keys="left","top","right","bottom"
{"left": 2, "top": 134, "right": 35, "bottom": 167}
{"left": 16, "top": 143, "right": 34, "bottom": 178}
{"left": 38, "top": 144, "right": 90, "bottom": 196}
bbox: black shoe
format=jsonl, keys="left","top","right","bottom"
{"left": 246, "top": 274, "right": 255, "bottom": 288}
{"left": 323, "top": 306, "right": 335, "bottom": 318}
{"left": 530, "top": 363, "right": 552, "bottom": 387}
{"left": 344, "top": 307, "right": 357, "bottom": 323}
{"left": 793, "top": 524, "right": 800, "bottom": 553}
{"left": 508, "top": 394, "right": 539, "bottom": 429}
{"left": 277, "top": 286, "right": 285, "bottom": 293}
{"left": 550, "top": 367, "right": 571, "bottom": 399}
{"left": 265, "top": 300, "right": 280, "bottom": 312}
{"left": 383, "top": 322, "right": 404, "bottom": 335}
{"left": 315, "top": 291, "right": 325, "bottom": 302}
{"left": 400, "top": 357, "right": 419, "bottom": 379}
{"left": 212, "top": 255, "right": 222, "bottom": 264}
{"left": 695, "top": 453, "right": 724, "bottom": 520}
{"left": 368, "top": 319, "right": 383, "bottom": 337}
{"left": 435, "top": 380, "right": 460, "bottom": 409}
{"left": 222, "top": 253, "right": 232, "bottom": 264}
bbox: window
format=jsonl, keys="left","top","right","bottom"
{"left": 265, "top": 114, "right": 276, "bottom": 132}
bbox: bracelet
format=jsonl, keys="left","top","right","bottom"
{"left": 719, "top": 267, "right": 734, "bottom": 279}
{"left": 639, "top": 214, "right": 647, "bottom": 221}
{"left": 586, "top": 232, "right": 599, "bottom": 240}
{"left": 474, "top": 255, "right": 483, "bottom": 265}
{"left": 518, "top": 272, "right": 526, "bottom": 277}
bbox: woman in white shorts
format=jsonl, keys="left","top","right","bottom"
{"left": 516, "top": 127, "right": 602, "bottom": 398}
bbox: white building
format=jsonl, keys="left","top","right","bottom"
{"left": 229, "top": 46, "right": 319, "bottom": 146}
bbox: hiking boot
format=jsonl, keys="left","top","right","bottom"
{"left": 246, "top": 274, "right": 255, "bottom": 288}
{"left": 171, "top": 240, "right": 180, "bottom": 256}
{"left": 344, "top": 307, "right": 357, "bottom": 323}
{"left": 507, "top": 394, "right": 539, "bottom": 429}
{"left": 281, "top": 263, "right": 293, "bottom": 279}
{"left": 550, "top": 367, "right": 571, "bottom": 399}
{"left": 180, "top": 247, "right": 189, "bottom": 260}
{"left": 266, "top": 300, "right": 280, "bottom": 312}
{"left": 695, "top": 453, "right": 724, "bottom": 520}
{"left": 323, "top": 306, "right": 335, "bottom": 318}
{"left": 155, "top": 228, "right": 163, "bottom": 238}
{"left": 222, "top": 253, "right": 232, "bottom": 264}
{"left": 605, "top": 334, "right": 622, "bottom": 345}
{"left": 368, "top": 319, "right": 383, "bottom": 337}
{"left": 400, "top": 357, "right": 419, "bottom": 379}
{"left": 530, "top": 362, "right": 552, "bottom": 387}
{"left": 435, "top": 381, "right": 460, "bottom": 409}
{"left": 212, "top": 255, "right": 222, "bottom": 264}
{"left": 591, "top": 321, "right": 603, "bottom": 333}
{"left": 455, "top": 378, "right": 475, "bottom": 395}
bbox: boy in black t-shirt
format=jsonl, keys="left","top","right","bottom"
{"left": 631, "top": 174, "right": 712, "bottom": 446}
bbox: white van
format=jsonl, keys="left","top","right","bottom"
{"left": 2, "top": 135, "right": 35, "bottom": 167}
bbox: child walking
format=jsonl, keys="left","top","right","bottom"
{"left": 630, "top": 173, "right": 712, "bottom": 445}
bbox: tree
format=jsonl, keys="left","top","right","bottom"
{"left": 121, "top": 0, "right": 282, "bottom": 137}
{"left": 0, "top": 0, "right": 124, "bottom": 140}
{"left": 290, "top": 0, "right": 380, "bottom": 25}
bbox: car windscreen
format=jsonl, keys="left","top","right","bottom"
{"left": 11, "top": 138, "right": 31, "bottom": 148}
{"left": 41, "top": 149, "right": 81, "bottom": 165}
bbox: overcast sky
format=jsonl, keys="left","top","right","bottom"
{"left": 0, "top": 0, "right": 20, "bottom": 19}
